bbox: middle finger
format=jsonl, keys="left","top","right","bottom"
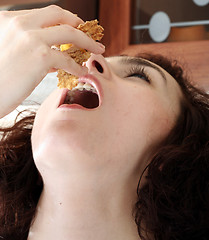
{"left": 36, "top": 24, "right": 105, "bottom": 54}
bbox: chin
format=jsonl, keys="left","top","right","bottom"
{"left": 32, "top": 119, "right": 95, "bottom": 166}
{"left": 32, "top": 130, "right": 102, "bottom": 181}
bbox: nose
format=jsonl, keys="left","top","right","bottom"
{"left": 85, "top": 54, "right": 111, "bottom": 79}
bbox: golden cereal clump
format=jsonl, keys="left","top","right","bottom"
{"left": 57, "top": 20, "right": 104, "bottom": 89}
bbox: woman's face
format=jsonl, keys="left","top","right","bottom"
{"left": 32, "top": 55, "right": 183, "bottom": 181}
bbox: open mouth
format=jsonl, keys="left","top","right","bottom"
{"left": 62, "top": 82, "right": 99, "bottom": 109}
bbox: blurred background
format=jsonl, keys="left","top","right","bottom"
{"left": 0, "top": 0, "right": 208, "bottom": 46}
{"left": 0, "top": 0, "right": 98, "bottom": 20}
{"left": 131, "top": 0, "right": 209, "bottom": 44}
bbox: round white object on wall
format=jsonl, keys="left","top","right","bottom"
{"left": 149, "top": 11, "right": 171, "bottom": 42}
{"left": 193, "top": 0, "right": 209, "bottom": 6}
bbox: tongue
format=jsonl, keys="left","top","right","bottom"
{"left": 64, "top": 89, "right": 99, "bottom": 109}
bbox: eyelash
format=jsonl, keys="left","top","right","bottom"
{"left": 125, "top": 66, "right": 151, "bottom": 83}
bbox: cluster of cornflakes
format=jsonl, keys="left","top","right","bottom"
{"left": 57, "top": 20, "right": 104, "bottom": 90}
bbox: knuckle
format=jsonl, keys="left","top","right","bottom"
{"left": 39, "top": 44, "right": 49, "bottom": 56}
{"left": 21, "top": 30, "right": 37, "bottom": 45}
{"left": 79, "top": 30, "right": 95, "bottom": 45}
{"left": 48, "top": 4, "right": 62, "bottom": 13}
{"left": 10, "top": 15, "right": 26, "bottom": 30}
{"left": 63, "top": 24, "right": 74, "bottom": 33}
{"left": 74, "top": 18, "right": 83, "bottom": 27}
{"left": 38, "top": 45, "right": 50, "bottom": 60}
{"left": 0, "top": 11, "right": 9, "bottom": 20}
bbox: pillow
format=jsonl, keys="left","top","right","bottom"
{"left": 22, "top": 72, "right": 58, "bottom": 105}
{"left": 0, "top": 72, "right": 58, "bottom": 127}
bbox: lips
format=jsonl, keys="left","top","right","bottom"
{"left": 58, "top": 74, "right": 103, "bottom": 109}
{"left": 78, "top": 74, "right": 103, "bottom": 101}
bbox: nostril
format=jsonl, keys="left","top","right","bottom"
{"left": 93, "top": 60, "right": 104, "bottom": 73}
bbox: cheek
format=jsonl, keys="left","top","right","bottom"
{"left": 110, "top": 87, "right": 175, "bottom": 149}
{"left": 31, "top": 90, "right": 60, "bottom": 157}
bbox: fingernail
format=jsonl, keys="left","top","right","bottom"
{"left": 96, "top": 42, "right": 105, "bottom": 49}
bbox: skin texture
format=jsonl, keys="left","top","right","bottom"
{"left": 30, "top": 54, "right": 183, "bottom": 240}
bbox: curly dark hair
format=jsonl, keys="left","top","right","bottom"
{"left": 0, "top": 112, "right": 39, "bottom": 240}
{"left": 134, "top": 54, "right": 209, "bottom": 240}
{"left": 0, "top": 54, "right": 209, "bottom": 240}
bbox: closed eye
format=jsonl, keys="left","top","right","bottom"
{"left": 126, "top": 66, "right": 151, "bottom": 83}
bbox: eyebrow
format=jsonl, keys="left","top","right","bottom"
{"left": 119, "top": 56, "right": 167, "bottom": 84}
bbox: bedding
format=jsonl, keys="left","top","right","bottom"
{"left": 0, "top": 72, "right": 57, "bottom": 126}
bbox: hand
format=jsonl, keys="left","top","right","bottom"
{"left": 0, "top": 5, "right": 105, "bottom": 118}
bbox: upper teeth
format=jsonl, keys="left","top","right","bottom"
{"left": 72, "top": 82, "right": 96, "bottom": 93}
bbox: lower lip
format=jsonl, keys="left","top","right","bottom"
{"left": 58, "top": 104, "right": 87, "bottom": 110}
{"left": 57, "top": 89, "right": 85, "bottom": 110}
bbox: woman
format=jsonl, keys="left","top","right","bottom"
{"left": 0, "top": 5, "right": 209, "bottom": 240}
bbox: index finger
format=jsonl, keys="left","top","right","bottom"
{"left": 8, "top": 5, "right": 84, "bottom": 29}
{"left": 31, "top": 5, "right": 84, "bottom": 28}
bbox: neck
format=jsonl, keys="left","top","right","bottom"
{"left": 28, "top": 173, "right": 140, "bottom": 240}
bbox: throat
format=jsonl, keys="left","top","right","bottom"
{"left": 28, "top": 183, "right": 139, "bottom": 240}
{"left": 64, "top": 89, "right": 99, "bottom": 109}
